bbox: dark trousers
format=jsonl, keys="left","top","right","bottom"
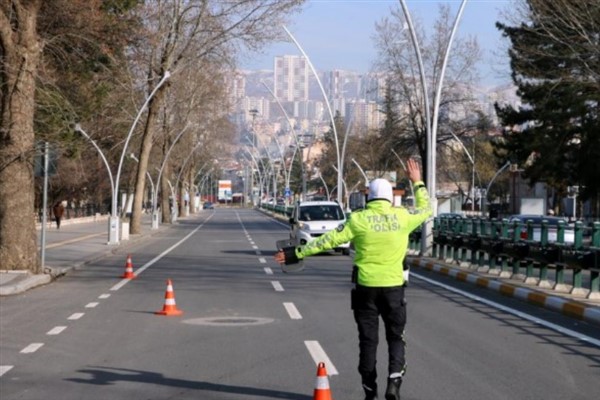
{"left": 352, "top": 284, "right": 407, "bottom": 384}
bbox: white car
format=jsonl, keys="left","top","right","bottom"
{"left": 289, "top": 200, "right": 350, "bottom": 255}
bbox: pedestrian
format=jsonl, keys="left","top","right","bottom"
{"left": 53, "top": 201, "right": 65, "bottom": 229}
{"left": 274, "top": 158, "right": 431, "bottom": 400}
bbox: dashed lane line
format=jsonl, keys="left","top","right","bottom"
{"left": 85, "top": 302, "right": 99, "bottom": 308}
{"left": 271, "top": 281, "right": 284, "bottom": 292}
{"left": 47, "top": 326, "right": 67, "bottom": 335}
{"left": 259, "top": 257, "right": 266, "bottom": 263}
{"left": 99, "top": 294, "right": 110, "bottom": 299}
{"left": 0, "top": 366, "right": 14, "bottom": 377}
{"left": 304, "top": 341, "right": 339, "bottom": 375}
{"left": 283, "top": 302, "right": 302, "bottom": 319}
{"left": 264, "top": 267, "right": 273, "bottom": 275}
{"left": 67, "top": 313, "right": 84, "bottom": 320}
{"left": 20, "top": 343, "right": 44, "bottom": 354}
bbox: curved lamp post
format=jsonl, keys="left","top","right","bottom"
{"left": 152, "top": 123, "right": 190, "bottom": 229}
{"left": 398, "top": 0, "right": 468, "bottom": 254}
{"left": 390, "top": 149, "right": 414, "bottom": 199}
{"left": 261, "top": 81, "right": 304, "bottom": 202}
{"left": 351, "top": 158, "right": 369, "bottom": 188}
{"left": 73, "top": 72, "right": 169, "bottom": 243}
{"left": 283, "top": 26, "right": 343, "bottom": 205}
{"left": 484, "top": 161, "right": 510, "bottom": 214}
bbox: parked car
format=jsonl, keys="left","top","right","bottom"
{"left": 289, "top": 200, "right": 350, "bottom": 255}
{"left": 202, "top": 201, "right": 214, "bottom": 210}
{"left": 506, "top": 214, "right": 574, "bottom": 244}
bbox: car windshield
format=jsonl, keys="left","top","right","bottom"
{"left": 299, "top": 205, "right": 344, "bottom": 221}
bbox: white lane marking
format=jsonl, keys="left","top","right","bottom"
{"left": 20, "top": 343, "right": 44, "bottom": 354}
{"left": 85, "top": 302, "right": 99, "bottom": 308}
{"left": 255, "top": 250, "right": 262, "bottom": 255}
{"left": 0, "top": 366, "right": 14, "bottom": 377}
{"left": 264, "top": 267, "right": 273, "bottom": 275}
{"left": 68, "top": 313, "right": 84, "bottom": 320}
{"left": 304, "top": 341, "right": 339, "bottom": 375}
{"left": 47, "top": 326, "right": 67, "bottom": 335}
{"left": 252, "top": 245, "right": 258, "bottom": 249}
{"left": 99, "top": 294, "right": 110, "bottom": 299}
{"left": 259, "top": 257, "right": 266, "bottom": 264}
{"left": 411, "top": 273, "right": 600, "bottom": 348}
{"left": 110, "top": 214, "right": 214, "bottom": 291}
{"left": 271, "top": 281, "right": 284, "bottom": 292}
{"left": 250, "top": 241, "right": 255, "bottom": 245}
{"left": 284, "top": 302, "right": 302, "bottom": 319}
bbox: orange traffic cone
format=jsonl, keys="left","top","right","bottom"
{"left": 313, "top": 362, "right": 333, "bottom": 400}
{"left": 155, "top": 279, "right": 183, "bottom": 316}
{"left": 121, "top": 254, "right": 136, "bottom": 279}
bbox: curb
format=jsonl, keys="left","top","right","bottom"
{"left": 0, "top": 274, "right": 52, "bottom": 296}
{"left": 407, "top": 257, "right": 600, "bottom": 327}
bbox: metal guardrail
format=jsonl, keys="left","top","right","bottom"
{"left": 418, "top": 216, "right": 600, "bottom": 298}
{"left": 259, "top": 203, "right": 294, "bottom": 217}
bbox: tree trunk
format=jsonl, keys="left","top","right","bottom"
{"left": 130, "top": 90, "right": 164, "bottom": 234}
{"left": 0, "top": 1, "right": 43, "bottom": 272}
{"left": 160, "top": 164, "right": 172, "bottom": 224}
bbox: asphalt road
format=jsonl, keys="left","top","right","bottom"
{"left": 1, "top": 208, "right": 599, "bottom": 399}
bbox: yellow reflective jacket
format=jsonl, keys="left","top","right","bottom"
{"left": 295, "top": 183, "right": 432, "bottom": 287}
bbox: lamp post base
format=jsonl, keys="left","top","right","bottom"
{"left": 108, "top": 216, "right": 120, "bottom": 245}
{"left": 152, "top": 211, "right": 159, "bottom": 229}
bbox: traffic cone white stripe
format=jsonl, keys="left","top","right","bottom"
{"left": 315, "top": 376, "right": 329, "bottom": 389}
{"left": 164, "top": 298, "right": 176, "bottom": 305}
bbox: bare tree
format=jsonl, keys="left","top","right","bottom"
{"left": 372, "top": 4, "right": 483, "bottom": 186}
{"left": 127, "top": 0, "right": 305, "bottom": 234}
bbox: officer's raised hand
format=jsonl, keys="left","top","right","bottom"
{"left": 407, "top": 158, "right": 422, "bottom": 183}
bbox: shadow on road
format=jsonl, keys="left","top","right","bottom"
{"left": 67, "top": 366, "right": 312, "bottom": 399}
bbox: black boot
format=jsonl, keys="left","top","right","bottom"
{"left": 384, "top": 377, "right": 402, "bottom": 400}
{"left": 362, "top": 382, "right": 378, "bottom": 400}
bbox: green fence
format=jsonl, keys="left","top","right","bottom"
{"left": 426, "top": 216, "right": 600, "bottom": 296}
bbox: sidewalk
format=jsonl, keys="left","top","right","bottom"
{"left": 0, "top": 214, "right": 161, "bottom": 296}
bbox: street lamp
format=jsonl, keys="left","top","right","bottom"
{"left": 398, "top": 0, "right": 468, "bottom": 255}
{"left": 351, "top": 158, "right": 369, "bottom": 188}
{"left": 283, "top": 26, "right": 344, "bottom": 206}
{"left": 76, "top": 71, "right": 170, "bottom": 244}
{"left": 261, "top": 81, "right": 305, "bottom": 203}
{"left": 390, "top": 149, "right": 414, "bottom": 199}
{"left": 447, "top": 133, "right": 480, "bottom": 211}
{"left": 152, "top": 123, "right": 191, "bottom": 229}
{"left": 484, "top": 161, "right": 510, "bottom": 214}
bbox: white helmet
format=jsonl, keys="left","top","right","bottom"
{"left": 368, "top": 179, "right": 393, "bottom": 203}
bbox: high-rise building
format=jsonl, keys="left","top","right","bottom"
{"left": 274, "top": 55, "right": 309, "bottom": 104}
{"left": 345, "top": 100, "right": 382, "bottom": 132}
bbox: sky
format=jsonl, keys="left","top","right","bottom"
{"left": 241, "top": 0, "right": 516, "bottom": 87}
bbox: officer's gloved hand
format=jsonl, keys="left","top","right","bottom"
{"left": 281, "top": 246, "right": 300, "bottom": 265}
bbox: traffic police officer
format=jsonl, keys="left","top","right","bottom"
{"left": 275, "top": 158, "right": 431, "bottom": 400}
